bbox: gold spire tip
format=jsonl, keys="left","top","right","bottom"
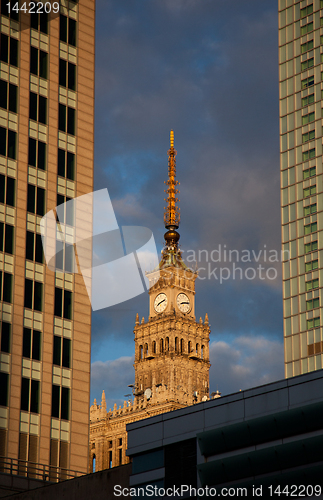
{"left": 164, "top": 130, "right": 180, "bottom": 242}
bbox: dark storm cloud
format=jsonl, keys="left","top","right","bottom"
{"left": 91, "top": 0, "right": 282, "bottom": 393}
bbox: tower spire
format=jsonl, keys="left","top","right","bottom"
{"left": 164, "top": 130, "right": 180, "bottom": 248}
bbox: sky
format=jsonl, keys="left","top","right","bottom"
{"left": 90, "top": 0, "right": 284, "bottom": 410}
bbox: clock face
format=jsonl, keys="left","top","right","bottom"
{"left": 177, "top": 293, "right": 191, "bottom": 313}
{"left": 154, "top": 293, "right": 167, "bottom": 313}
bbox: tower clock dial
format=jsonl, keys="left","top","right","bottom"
{"left": 177, "top": 293, "right": 191, "bottom": 313}
{"left": 154, "top": 293, "right": 167, "bottom": 313}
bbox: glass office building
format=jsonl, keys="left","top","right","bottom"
{"left": 279, "top": 0, "right": 323, "bottom": 376}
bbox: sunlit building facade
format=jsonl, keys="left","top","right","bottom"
{"left": 279, "top": 0, "right": 323, "bottom": 376}
{"left": 0, "top": 1, "right": 95, "bottom": 478}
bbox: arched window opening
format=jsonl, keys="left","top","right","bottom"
{"left": 196, "top": 343, "right": 199, "bottom": 355}
{"left": 139, "top": 345, "right": 143, "bottom": 360}
{"left": 144, "top": 343, "right": 148, "bottom": 357}
{"left": 160, "top": 338, "right": 164, "bottom": 353}
{"left": 180, "top": 338, "right": 184, "bottom": 353}
{"left": 165, "top": 337, "right": 169, "bottom": 351}
{"left": 201, "top": 345, "right": 204, "bottom": 359}
{"left": 188, "top": 341, "right": 192, "bottom": 353}
{"left": 152, "top": 341, "right": 156, "bottom": 353}
{"left": 175, "top": 337, "right": 178, "bottom": 352}
{"left": 92, "top": 454, "right": 96, "bottom": 473}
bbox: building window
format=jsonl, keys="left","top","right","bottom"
{"left": 306, "top": 278, "right": 319, "bottom": 292}
{"left": 301, "top": 57, "right": 314, "bottom": 71}
{"left": 0, "top": 80, "right": 18, "bottom": 113}
{"left": 0, "top": 175, "right": 15, "bottom": 207}
{"left": 302, "top": 130, "right": 315, "bottom": 143}
{"left": 21, "top": 378, "right": 40, "bottom": 413}
{"left": 55, "top": 239, "right": 74, "bottom": 273}
{"left": 300, "top": 4, "right": 313, "bottom": 18}
{"left": 302, "top": 148, "right": 315, "bottom": 161}
{"left": 26, "top": 231, "right": 44, "bottom": 264}
{"left": 60, "top": 14, "right": 77, "bottom": 46}
{"left": 301, "top": 40, "right": 314, "bottom": 53}
{"left": 0, "top": 34, "right": 18, "bottom": 67}
{"left": 58, "top": 104, "right": 76, "bottom": 136}
{"left": 24, "top": 279, "right": 43, "bottom": 311}
{"left": 302, "top": 112, "right": 315, "bottom": 125}
{"left": 56, "top": 194, "right": 74, "bottom": 225}
{"left": 0, "top": 0, "right": 19, "bottom": 20}
{"left": 0, "top": 272, "right": 12, "bottom": 303}
{"left": 30, "top": 12, "right": 48, "bottom": 34}
{"left": 30, "top": 47, "right": 48, "bottom": 79}
{"left": 307, "top": 317, "right": 320, "bottom": 329}
{"left": 304, "top": 203, "right": 317, "bottom": 216}
{"left": 23, "top": 328, "right": 41, "bottom": 361}
{"left": 301, "top": 76, "right": 314, "bottom": 90}
{"left": 27, "top": 185, "right": 46, "bottom": 216}
{"left": 0, "top": 322, "right": 11, "bottom": 353}
{"left": 51, "top": 385, "right": 70, "bottom": 420}
{"left": 303, "top": 166, "right": 316, "bottom": 180}
{"left": 57, "top": 149, "right": 75, "bottom": 180}
{"left": 28, "top": 138, "right": 47, "bottom": 170}
{"left": 305, "top": 240, "right": 318, "bottom": 254}
{"left": 0, "top": 127, "right": 17, "bottom": 160}
{"left": 301, "top": 21, "right": 313, "bottom": 35}
{"left": 306, "top": 298, "right": 319, "bottom": 311}
{"left": 0, "top": 222, "right": 14, "bottom": 254}
{"left": 305, "top": 259, "right": 318, "bottom": 272}
{"left": 54, "top": 287, "right": 73, "bottom": 320}
{"left": 59, "top": 59, "right": 76, "bottom": 91}
{"left": 53, "top": 335, "right": 71, "bottom": 368}
{"left": 29, "top": 92, "right": 47, "bottom": 125}
{"left": 303, "top": 185, "right": 316, "bottom": 198}
{"left": 304, "top": 222, "right": 317, "bottom": 235}
{"left": 0, "top": 372, "right": 9, "bottom": 406}
{"left": 301, "top": 93, "right": 314, "bottom": 107}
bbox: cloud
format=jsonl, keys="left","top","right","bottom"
{"left": 91, "top": 356, "right": 135, "bottom": 410}
{"left": 209, "top": 335, "right": 284, "bottom": 396}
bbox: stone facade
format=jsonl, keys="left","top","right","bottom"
{"left": 89, "top": 262, "right": 211, "bottom": 472}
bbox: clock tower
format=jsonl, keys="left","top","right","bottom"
{"left": 89, "top": 132, "right": 212, "bottom": 473}
{"left": 133, "top": 131, "right": 210, "bottom": 406}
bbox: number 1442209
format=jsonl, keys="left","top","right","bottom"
{"left": 6, "top": 2, "right": 60, "bottom": 14}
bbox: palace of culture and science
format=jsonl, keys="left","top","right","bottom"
{"left": 89, "top": 132, "right": 212, "bottom": 472}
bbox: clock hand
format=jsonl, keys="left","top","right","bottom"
{"left": 181, "top": 302, "right": 189, "bottom": 305}
{"left": 158, "top": 299, "right": 166, "bottom": 306}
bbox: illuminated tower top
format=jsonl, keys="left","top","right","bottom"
{"left": 164, "top": 130, "right": 180, "bottom": 249}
